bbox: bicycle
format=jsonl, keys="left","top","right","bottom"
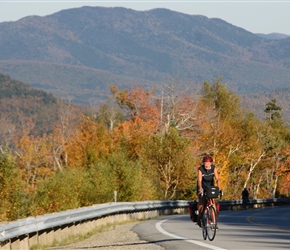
{"left": 242, "top": 196, "right": 249, "bottom": 210}
{"left": 200, "top": 187, "right": 222, "bottom": 241}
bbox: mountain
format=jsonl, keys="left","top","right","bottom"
{"left": 0, "top": 6, "right": 290, "bottom": 119}
{"left": 256, "top": 33, "right": 290, "bottom": 40}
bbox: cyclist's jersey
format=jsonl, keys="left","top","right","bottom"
{"left": 198, "top": 164, "right": 215, "bottom": 191}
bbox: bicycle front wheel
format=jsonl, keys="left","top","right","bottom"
{"left": 207, "top": 206, "right": 217, "bottom": 241}
{"left": 201, "top": 211, "right": 207, "bottom": 240}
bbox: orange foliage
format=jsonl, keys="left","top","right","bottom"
{"left": 278, "top": 147, "right": 290, "bottom": 196}
{"left": 110, "top": 85, "right": 160, "bottom": 128}
{"left": 64, "top": 115, "right": 112, "bottom": 168}
{"left": 113, "top": 117, "right": 155, "bottom": 159}
{"left": 15, "top": 134, "right": 54, "bottom": 193}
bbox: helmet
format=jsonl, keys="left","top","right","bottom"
{"left": 203, "top": 155, "right": 213, "bottom": 163}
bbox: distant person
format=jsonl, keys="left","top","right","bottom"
{"left": 242, "top": 187, "right": 249, "bottom": 209}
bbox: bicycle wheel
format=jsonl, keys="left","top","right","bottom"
{"left": 201, "top": 209, "right": 208, "bottom": 240}
{"left": 207, "top": 206, "right": 217, "bottom": 241}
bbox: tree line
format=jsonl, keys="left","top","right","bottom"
{"left": 1, "top": 78, "right": 290, "bottom": 221}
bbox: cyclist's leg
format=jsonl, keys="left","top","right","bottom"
{"left": 198, "top": 196, "right": 206, "bottom": 216}
{"left": 197, "top": 196, "right": 206, "bottom": 226}
{"left": 213, "top": 199, "right": 219, "bottom": 219}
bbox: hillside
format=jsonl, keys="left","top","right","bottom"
{"left": 240, "top": 88, "right": 290, "bottom": 125}
{"left": 0, "top": 6, "right": 289, "bottom": 120}
{"left": 0, "top": 73, "right": 88, "bottom": 139}
{"left": 1, "top": 72, "right": 289, "bottom": 147}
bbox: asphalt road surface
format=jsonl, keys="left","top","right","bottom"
{"left": 133, "top": 205, "right": 290, "bottom": 250}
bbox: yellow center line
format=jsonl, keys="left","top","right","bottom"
{"left": 247, "top": 212, "right": 290, "bottom": 233}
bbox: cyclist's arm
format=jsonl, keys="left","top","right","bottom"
{"left": 198, "top": 169, "right": 203, "bottom": 194}
{"left": 214, "top": 167, "right": 221, "bottom": 190}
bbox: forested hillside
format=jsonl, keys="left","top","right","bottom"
{"left": 240, "top": 88, "right": 290, "bottom": 124}
{"left": 0, "top": 73, "right": 88, "bottom": 143}
{"left": 1, "top": 78, "right": 290, "bottom": 222}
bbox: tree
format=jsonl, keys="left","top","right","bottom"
{"left": 140, "top": 127, "right": 194, "bottom": 199}
{"left": 15, "top": 134, "right": 54, "bottom": 194}
{"left": 198, "top": 78, "right": 244, "bottom": 196}
{"left": 278, "top": 146, "right": 290, "bottom": 197}
{"left": 109, "top": 85, "right": 159, "bottom": 124}
{"left": 0, "top": 149, "right": 23, "bottom": 220}
{"left": 65, "top": 115, "right": 112, "bottom": 168}
{"left": 50, "top": 99, "right": 81, "bottom": 171}
{"left": 201, "top": 77, "right": 240, "bottom": 120}
{"left": 261, "top": 98, "right": 290, "bottom": 198}
{"left": 264, "top": 98, "right": 282, "bottom": 124}
{"left": 106, "top": 151, "right": 152, "bottom": 202}
{"left": 113, "top": 117, "right": 155, "bottom": 160}
{"left": 95, "top": 102, "right": 124, "bottom": 131}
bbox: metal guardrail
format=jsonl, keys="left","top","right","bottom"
{"left": 219, "top": 198, "right": 289, "bottom": 209}
{"left": 0, "top": 200, "right": 188, "bottom": 243}
{"left": 0, "top": 198, "right": 288, "bottom": 248}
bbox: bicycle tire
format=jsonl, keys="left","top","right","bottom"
{"left": 201, "top": 209, "right": 207, "bottom": 240}
{"left": 207, "top": 206, "right": 217, "bottom": 241}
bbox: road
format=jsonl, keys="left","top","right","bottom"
{"left": 133, "top": 205, "right": 290, "bottom": 249}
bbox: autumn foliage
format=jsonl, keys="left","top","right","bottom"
{"left": 1, "top": 80, "right": 290, "bottom": 221}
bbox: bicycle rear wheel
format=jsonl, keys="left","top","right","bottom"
{"left": 207, "top": 206, "right": 217, "bottom": 241}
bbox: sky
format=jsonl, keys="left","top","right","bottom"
{"left": 0, "top": 1, "right": 290, "bottom": 35}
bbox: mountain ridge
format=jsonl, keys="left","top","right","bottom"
{"left": 0, "top": 6, "right": 289, "bottom": 121}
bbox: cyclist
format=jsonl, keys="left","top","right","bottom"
{"left": 242, "top": 187, "right": 249, "bottom": 209}
{"left": 196, "top": 155, "right": 221, "bottom": 227}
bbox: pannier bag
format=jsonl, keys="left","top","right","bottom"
{"left": 216, "top": 200, "right": 220, "bottom": 212}
{"left": 189, "top": 202, "right": 198, "bottom": 222}
{"left": 205, "top": 186, "right": 219, "bottom": 198}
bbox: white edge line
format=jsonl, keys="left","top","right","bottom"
{"left": 155, "top": 218, "right": 227, "bottom": 250}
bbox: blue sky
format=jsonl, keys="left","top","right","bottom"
{"left": 1, "top": 1, "right": 290, "bottom": 35}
